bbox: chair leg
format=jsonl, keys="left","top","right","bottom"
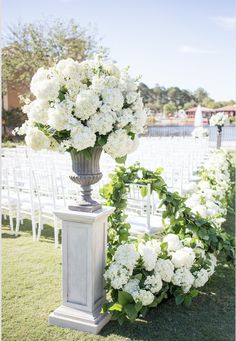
{"left": 9, "top": 214, "right": 14, "bottom": 235}
{"left": 37, "top": 214, "right": 43, "bottom": 241}
{"left": 31, "top": 214, "right": 37, "bottom": 241}
{"left": 15, "top": 209, "right": 20, "bottom": 237}
{"left": 54, "top": 217, "right": 59, "bottom": 248}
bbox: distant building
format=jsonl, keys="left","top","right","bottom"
{"left": 214, "top": 105, "right": 236, "bottom": 117}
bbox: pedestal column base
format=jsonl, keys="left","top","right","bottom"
{"left": 49, "top": 305, "right": 110, "bottom": 335}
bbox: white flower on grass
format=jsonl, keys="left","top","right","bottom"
{"left": 123, "top": 278, "right": 140, "bottom": 295}
{"left": 171, "top": 247, "right": 195, "bottom": 269}
{"left": 23, "top": 99, "right": 49, "bottom": 125}
{"left": 171, "top": 267, "right": 195, "bottom": 293}
{"left": 74, "top": 90, "right": 100, "bottom": 120}
{"left": 30, "top": 67, "right": 60, "bottom": 100}
{"left": 133, "top": 289, "right": 155, "bottom": 306}
{"left": 25, "top": 127, "right": 50, "bottom": 151}
{"left": 154, "top": 258, "right": 174, "bottom": 282}
{"left": 144, "top": 274, "right": 163, "bottom": 294}
{"left": 114, "top": 244, "right": 139, "bottom": 271}
{"left": 70, "top": 124, "right": 96, "bottom": 151}
{"left": 104, "top": 263, "right": 131, "bottom": 289}
{"left": 102, "top": 88, "right": 124, "bottom": 111}
{"left": 163, "top": 234, "right": 183, "bottom": 252}
{"left": 193, "top": 268, "right": 209, "bottom": 288}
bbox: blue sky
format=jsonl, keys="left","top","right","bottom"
{"left": 3, "top": 0, "right": 235, "bottom": 100}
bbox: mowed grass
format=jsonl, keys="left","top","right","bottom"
{"left": 2, "top": 196, "right": 235, "bottom": 341}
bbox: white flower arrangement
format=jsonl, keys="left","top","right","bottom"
{"left": 14, "top": 54, "right": 147, "bottom": 160}
{"left": 104, "top": 234, "right": 217, "bottom": 310}
{"left": 191, "top": 127, "right": 209, "bottom": 139}
{"left": 209, "top": 112, "right": 228, "bottom": 127}
{"left": 185, "top": 149, "right": 232, "bottom": 227}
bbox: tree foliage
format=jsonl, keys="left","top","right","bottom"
{"left": 2, "top": 18, "right": 105, "bottom": 96}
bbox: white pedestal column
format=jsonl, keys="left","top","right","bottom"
{"left": 48, "top": 207, "right": 114, "bottom": 334}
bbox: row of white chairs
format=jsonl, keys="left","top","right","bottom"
{"left": 1, "top": 137, "right": 210, "bottom": 244}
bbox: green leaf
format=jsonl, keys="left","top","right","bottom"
{"left": 118, "top": 291, "right": 133, "bottom": 306}
{"left": 190, "top": 288, "right": 199, "bottom": 298}
{"left": 115, "top": 155, "right": 127, "bottom": 164}
{"left": 97, "top": 135, "right": 107, "bottom": 146}
{"left": 108, "top": 303, "right": 123, "bottom": 312}
{"left": 101, "top": 303, "right": 108, "bottom": 314}
{"left": 132, "top": 273, "right": 142, "bottom": 281}
{"left": 184, "top": 295, "right": 192, "bottom": 306}
{"left": 140, "top": 186, "right": 148, "bottom": 197}
{"left": 175, "top": 295, "right": 185, "bottom": 305}
{"left": 124, "top": 304, "right": 138, "bottom": 321}
{"left": 82, "top": 147, "right": 93, "bottom": 160}
{"left": 134, "top": 301, "right": 143, "bottom": 312}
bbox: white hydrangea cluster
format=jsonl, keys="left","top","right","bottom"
{"left": 144, "top": 274, "right": 163, "bottom": 294}
{"left": 133, "top": 289, "right": 155, "bottom": 306}
{"left": 185, "top": 149, "right": 231, "bottom": 227}
{"left": 15, "top": 54, "right": 147, "bottom": 158}
{"left": 171, "top": 267, "right": 195, "bottom": 293}
{"left": 103, "top": 263, "right": 131, "bottom": 289}
{"left": 209, "top": 112, "right": 228, "bottom": 127}
{"left": 154, "top": 259, "right": 174, "bottom": 282}
{"left": 105, "top": 232, "right": 219, "bottom": 307}
{"left": 114, "top": 244, "right": 140, "bottom": 270}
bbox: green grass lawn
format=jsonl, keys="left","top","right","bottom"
{"left": 2, "top": 199, "right": 235, "bottom": 341}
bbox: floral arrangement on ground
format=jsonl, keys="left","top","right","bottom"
{"left": 100, "top": 149, "right": 235, "bottom": 324}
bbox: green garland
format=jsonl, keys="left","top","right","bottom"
{"left": 100, "top": 163, "right": 234, "bottom": 264}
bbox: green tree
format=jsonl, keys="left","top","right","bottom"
{"left": 2, "top": 18, "right": 104, "bottom": 97}
{"left": 194, "top": 87, "right": 208, "bottom": 104}
{"left": 163, "top": 102, "right": 176, "bottom": 114}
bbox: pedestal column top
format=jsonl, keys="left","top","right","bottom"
{"left": 54, "top": 206, "right": 115, "bottom": 223}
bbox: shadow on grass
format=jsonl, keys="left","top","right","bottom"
{"left": 1, "top": 216, "right": 61, "bottom": 244}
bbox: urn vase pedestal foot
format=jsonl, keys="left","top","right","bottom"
{"left": 48, "top": 207, "right": 114, "bottom": 335}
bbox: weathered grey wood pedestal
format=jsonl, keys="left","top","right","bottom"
{"left": 48, "top": 207, "right": 114, "bottom": 334}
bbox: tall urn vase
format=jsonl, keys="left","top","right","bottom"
{"left": 216, "top": 125, "right": 222, "bottom": 149}
{"left": 69, "top": 146, "right": 103, "bottom": 212}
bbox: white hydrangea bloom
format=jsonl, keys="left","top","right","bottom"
{"left": 133, "top": 289, "right": 155, "bottom": 306}
{"left": 126, "top": 91, "right": 138, "bottom": 104}
{"left": 154, "top": 258, "right": 174, "bottom": 282}
{"left": 102, "top": 88, "right": 124, "bottom": 111}
{"left": 87, "top": 110, "right": 116, "bottom": 135}
{"left": 47, "top": 100, "right": 74, "bottom": 131}
{"left": 70, "top": 124, "right": 96, "bottom": 151}
{"left": 74, "top": 90, "right": 100, "bottom": 120}
{"left": 209, "top": 112, "right": 227, "bottom": 126}
{"left": 116, "top": 108, "right": 134, "bottom": 128}
{"left": 123, "top": 278, "right": 140, "bottom": 295}
{"left": 23, "top": 99, "right": 49, "bottom": 124}
{"left": 138, "top": 240, "right": 162, "bottom": 272}
{"left": 130, "top": 111, "right": 147, "bottom": 133}
{"left": 114, "top": 244, "right": 139, "bottom": 271}
{"left": 25, "top": 127, "right": 51, "bottom": 151}
{"left": 171, "top": 247, "right": 196, "bottom": 269}
{"left": 171, "top": 267, "right": 195, "bottom": 293}
{"left": 144, "top": 274, "right": 163, "bottom": 294}
{"left": 103, "top": 129, "right": 138, "bottom": 158}
{"left": 104, "top": 263, "right": 131, "bottom": 289}
{"left": 163, "top": 234, "right": 183, "bottom": 252}
{"left": 193, "top": 268, "right": 209, "bottom": 288}
{"left": 30, "top": 67, "right": 60, "bottom": 100}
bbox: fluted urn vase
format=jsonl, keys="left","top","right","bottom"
{"left": 69, "top": 146, "right": 103, "bottom": 212}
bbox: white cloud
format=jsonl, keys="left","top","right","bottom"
{"left": 213, "top": 16, "right": 236, "bottom": 30}
{"left": 179, "top": 46, "right": 217, "bottom": 55}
